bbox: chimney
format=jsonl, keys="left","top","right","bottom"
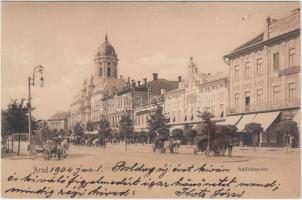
{"left": 153, "top": 73, "right": 158, "bottom": 81}
{"left": 178, "top": 76, "right": 182, "bottom": 82}
{"left": 131, "top": 79, "right": 135, "bottom": 87}
{"left": 137, "top": 81, "right": 141, "bottom": 86}
{"left": 266, "top": 17, "right": 271, "bottom": 39}
{"left": 143, "top": 78, "right": 147, "bottom": 85}
{"left": 128, "top": 77, "right": 130, "bottom": 83}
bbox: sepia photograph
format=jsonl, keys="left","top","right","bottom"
{"left": 1, "top": 1, "right": 301, "bottom": 198}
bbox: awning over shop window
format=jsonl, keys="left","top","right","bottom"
{"left": 236, "top": 114, "right": 257, "bottom": 132}
{"left": 85, "top": 130, "right": 98, "bottom": 135}
{"left": 169, "top": 125, "right": 184, "bottom": 131}
{"left": 251, "top": 112, "right": 280, "bottom": 132}
{"left": 217, "top": 115, "right": 242, "bottom": 126}
{"left": 293, "top": 110, "right": 300, "bottom": 131}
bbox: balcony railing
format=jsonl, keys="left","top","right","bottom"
{"left": 278, "top": 66, "right": 300, "bottom": 77}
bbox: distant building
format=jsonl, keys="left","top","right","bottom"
{"left": 163, "top": 58, "right": 228, "bottom": 135}
{"left": 223, "top": 9, "right": 300, "bottom": 146}
{"left": 70, "top": 34, "right": 126, "bottom": 129}
{"left": 101, "top": 73, "right": 179, "bottom": 131}
{"left": 48, "top": 112, "right": 70, "bottom": 131}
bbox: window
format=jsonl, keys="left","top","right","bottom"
{"left": 235, "top": 93, "right": 239, "bottom": 109}
{"left": 99, "top": 67, "right": 103, "bottom": 76}
{"left": 245, "top": 62, "right": 251, "bottom": 79}
{"left": 245, "top": 91, "right": 250, "bottom": 111}
{"left": 273, "top": 86, "right": 280, "bottom": 101}
{"left": 273, "top": 53, "right": 279, "bottom": 71}
{"left": 289, "top": 48, "right": 295, "bottom": 67}
{"left": 256, "top": 89, "right": 263, "bottom": 104}
{"left": 234, "top": 65, "right": 240, "bottom": 81}
{"left": 256, "top": 58, "right": 263, "bottom": 76}
{"left": 289, "top": 82, "right": 296, "bottom": 100}
{"left": 107, "top": 67, "right": 111, "bottom": 77}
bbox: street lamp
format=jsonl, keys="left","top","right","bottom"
{"left": 28, "top": 65, "right": 44, "bottom": 145}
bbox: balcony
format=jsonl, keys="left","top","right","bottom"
{"left": 278, "top": 66, "right": 300, "bottom": 77}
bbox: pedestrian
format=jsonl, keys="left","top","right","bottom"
{"left": 290, "top": 135, "right": 294, "bottom": 151}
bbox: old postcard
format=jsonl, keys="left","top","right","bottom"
{"left": 1, "top": 1, "right": 301, "bottom": 199}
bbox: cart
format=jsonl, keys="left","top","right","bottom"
{"left": 193, "top": 135, "right": 208, "bottom": 155}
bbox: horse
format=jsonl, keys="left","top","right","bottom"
{"left": 172, "top": 140, "right": 182, "bottom": 153}
{"left": 92, "top": 138, "right": 100, "bottom": 147}
{"left": 42, "top": 140, "right": 57, "bottom": 160}
{"left": 61, "top": 138, "right": 70, "bottom": 158}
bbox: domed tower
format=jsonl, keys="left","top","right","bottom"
{"left": 94, "top": 34, "right": 118, "bottom": 79}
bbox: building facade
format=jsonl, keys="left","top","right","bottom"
{"left": 47, "top": 112, "right": 70, "bottom": 131}
{"left": 223, "top": 9, "right": 300, "bottom": 146}
{"left": 163, "top": 58, "right": 229, "bottom": 134}
{"left": 102, "top": 73, "right": 179, "bottom": 131}
{"left": 70, "top": 34, "right": 126, "bottom": 129}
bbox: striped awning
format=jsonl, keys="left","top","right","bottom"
{"left": 236, "top": 114, "right": 257, "bottom": 132}
{"left": 251, "top": 112, "right": 281, "bottom": 131}
{"left": 217, "top": 115, "right": 242, "bottom": 126}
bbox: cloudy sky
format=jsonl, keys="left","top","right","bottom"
{"left": 2, "top": 2, "right": 299, "bottom": 119}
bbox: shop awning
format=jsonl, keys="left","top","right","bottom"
{"left": 236, "top": 114, "right": 257, "bottom": 132}
{"left": 293, "top": 110, "right": 300, "bottom": 131}
{"left": 217, "top": 115, "right": 242, "bottom": 126}
{"left": 169, "top": 125, "right": 184, "bottom": 131}
{"left": 85, "top": 130, "right": 98, "bottom": 135}
{"left": 250, "top": 111, "right": 280, "bottom": 132}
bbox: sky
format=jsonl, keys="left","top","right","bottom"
{"left": 1, "top": 2, "right": 299, "bottom": 120}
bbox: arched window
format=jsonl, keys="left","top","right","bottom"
{"left": 99, "top": 67, "right": 103, "bottom": 76}
{"left": 107, "top": 67, "right": 111, "bottom": 77}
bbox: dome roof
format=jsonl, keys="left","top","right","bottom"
{"left": 96, "top": 34, "right": 117, "bottom": 58}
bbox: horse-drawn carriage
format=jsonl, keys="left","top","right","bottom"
{"left": 92, "top": 137, "right": 107, "bottom": 148}
{"left": 29, "top": 137, "right": 69, "bottom": 160}
{"left": 152, "top": 135, "right": 181, "bottom": 154}
{"left": 193, "top": 135, "right": 208, "bottom": 155}
{"left": 193, "top": 134, "right": 234, "bottom": 157}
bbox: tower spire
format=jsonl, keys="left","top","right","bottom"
{"left": 105, "top": 32, "right": 108, "bottom": 42}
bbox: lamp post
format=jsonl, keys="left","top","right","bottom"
{"left": 28, "top": 65, "right": 44, "bottom": 145}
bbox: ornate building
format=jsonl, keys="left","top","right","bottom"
{"left": 47, "top": 112, "right": 70, "bottom": 131}
{"left": 70, "top": 34, "right": 126, "bottom": 129}
{"left": 163, "top": 57, "right": 228, "bottom": 135}
{"left": 223, "top": 9, "right": 300, "bottom": 146}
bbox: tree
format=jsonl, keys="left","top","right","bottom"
{"left": 276, "top": 119, "right": 299, "bottom": 151}
{"left": 86, "top": 122, "right": 94, "bottom": 132}
{"left": 245, "top": 122, "right": 263, "bottom": 150}
{"left": 147, "top": 105, "right": 170, "bottom": 142}
{"left": 2, "top": 99, "right": 29, "bottom": 155}
{"left": 197, "top": 108, "right": 215, "bottom": 155}
{"left": 73, "top": 123, "right": 84, "bottom": 145}
{"left": 171, "top": 128, "right": 184, "bottom": 140}
{"left": 2, "top": 109, "right": 11, "bottom": 151}
{"left": 215, "top": 124, "right": 237, "bottom": 138}
{"left": 99, "top": 116, "right": 110, "bottom": 137}
{"left": 34, "top": 120, "right": 51, "bottom": 143}
{"left": 186, "top": 129, "right": 197, "bottom": 145}
{"left": 119, "top": 113, "right": 134, "bottom": 151}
